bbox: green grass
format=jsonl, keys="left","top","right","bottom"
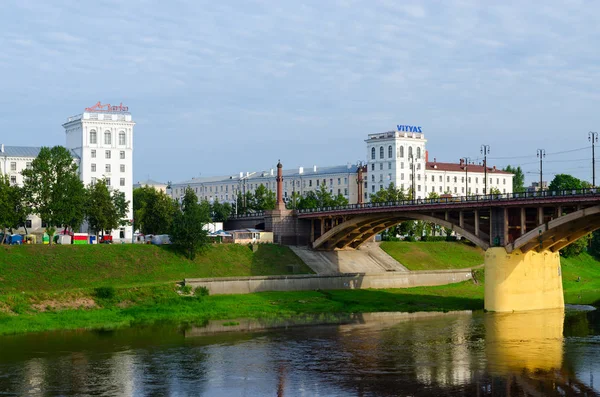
{"left": 380, "top": 241, "right": 485, "bottom": 270}
{"left": 561, "top": 252, "right": 600, "bottom": 305}
{"left": 0, "top": 244, "right": 312, "bottom": 294}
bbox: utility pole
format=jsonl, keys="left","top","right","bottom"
{"left": 537, "top": 149, "right": 546, "bottom": 191}
{"left": 589, "top": 131, "right": 598, "bottom": 187}
{"left": 481, "top": 145, "right": 490, "bottom": 194}
{"left": 463, "top": 157, "right": 471, "bottom": 196}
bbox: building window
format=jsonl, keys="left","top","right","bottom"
{"left": 388, "top": 162, "right": 391, "bottom": 170}
{"left": 462, "top": 187, "right": 464, "bottom": 193}
{"left": 120, "top": 164, "right": 125, "bottom": 172}
{"left": 431, "top": 175, "right": 434, "bottom": 182}
{"left": 371, "top": 147, "right": 375, "bottom": 160}
{"left": 476, "top": 188, "right": 479, "bottom": 194}
{"left": 379, "top": 163, "right": 383, "bottom": 170}
{"left": 476, "top": 177, "right": 479, "bottom": 183}
{"left": 408, "top": 147, "right": 413, "bottom": 158}
{"left": 26, "top": 162, "right": 32, "bottom": 169}
{"left": 454, "top": 177, "right": 457, "bottom": 183}
{"left": 10, "top": 175, "right": 16, "bottom": 184}
{"left": 417, "top": 147, "right": 421, "bottom": 159}
{"left": 25, "top": 220, "right": 32, "bottom": 228}
{"left": 454, "top": 187, "right": 457, "bottom": 193}
{"left": 309, "top": 180, "right": 312, "bottom": 187}
{"left": 104, "top": 131, "right": 111, "bottom": 145}
{"left": 503, "top": 179, "right": 506, "bottom": 185}
{"left": 468, "top": 177, "right": 471, "bottom": 183}
{"left": 120, "top": 178, "right": 125, "bottom": 186}
{"left": 337, "top": 178, "right": 341, "bottom": 185}
{"left": 400, "top": 146, "right": 404, "bottom": 158}
{"left": 401, "top": 173, "right": 404, "bottom": 180}
{"left": 439, "top": 186, "right": 442, "bottom": 192}
{"left": 344, "top": 188, "right": 348, "bottom": 195}
{"left": 447, "top": 176, "right": 450, "bottom": 182}
{"left": 417, "top": 174, "right": 421, "bottom": 181}
{"left": 120, "top": 151, "right": 125, "bottom": 159}
{"left": 106, "top": 177, "right": 111, "bottom": 186}
{"left": 497, "top": 178, "right": 499, "bottom": 184}
{"left": 388, "top": 145, "right": 392, "bottom": 158}
{"left": 379, "top": 175, "right": 383, "bottom": 182}
{"left": 379, "top": 146, "right": 384, "bottom": 159}
{"left": 91, "top": 163, "right": 96, "bottom": 172}
{"left": 439, "top": 176, "right": 442, "bottom": 182}
{"left": 329, "top": 178, "right": 333, "bottom": 185}
{"left": 371, "top": 185, "right": 375, "bottom": 193}
{"left": 10, "top": 162, "right": 16, "bottom": 171}
{"left": 119, "top": 131, "right": 126, "bottom": 145}
{"left": 105, "top": 164, "right": 111, "bottom": 172}
{"left": 337, "top": 188, "right": 341, "bottom": 195}
{"left": 105, "top": 150, "right": 111, "bottom": 159}
{"left": 90, "top": 130, "right": 97, "bottom": 144}
{"left": 344, "top": 177, "right": 348, "bottom": 184}
{"left": 388, "top": 173, "right": 392, "bottom": 180}
{"left": 371, "top": 175, "right": 375, "bottom": 182}
{"left": 91, "top": 177, "right": 97, "bottom": 185}
{"left": 371, "top": 163, "right": 375, "bottom": 171}
{"left": 418, "top": 185, "right": 421, "bottom": 191}
{"left": 91, "top": 150, "right": 96, "bottom": 158}
{"left": 379, "top": 184, "right": 384, "bottom": 191}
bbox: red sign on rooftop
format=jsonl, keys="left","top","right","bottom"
{"left": 85, "top": 101, "right": 129, "bottom": 112}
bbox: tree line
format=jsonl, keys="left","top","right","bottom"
{"left": 0, "top": 146, "right": 128, "bottom": 244}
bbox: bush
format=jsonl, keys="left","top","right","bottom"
{"left": 179, "top": 285, "right": 192, "bottom": 295}
{"left": 445, "top": 236, "right": 458, "bottom": 242}
{"left": 421, "top": 236, "right": 447, "bottom": 242}
{"left": 382, "top": 235, "right": 400, "bottom": 242}
{"left": 94, "top": 286, "right": 115, "bottom": 300}
{"left": 194, "top": 286, "right": 209, "bottom": 297}
{"left": 404, "top": 236, "right": 416, "bottom": 242}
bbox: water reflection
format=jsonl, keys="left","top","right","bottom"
{"left": 0, "top": 310, "right": 598, "bottom": 396}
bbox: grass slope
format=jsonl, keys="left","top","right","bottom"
{"left": 380, "top": 241, "right": 485, "bottom": 270}
{"left": 0, "top": 244, "right": 312, "bottom": 293}
{"left": 561, "top": 252, "right": 600, "bottom": 305}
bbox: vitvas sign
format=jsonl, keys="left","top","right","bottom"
{"left": 397, "top": 125, "right": 422, "bottom": 132}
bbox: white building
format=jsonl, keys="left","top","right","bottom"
{"left": 63, "top": 102, "right": 135, "bottom": 240}
{"left": 0, "top": 102, "right": 134, "bottom": 240}
{"left": 171, "top": 125, "right": 514, "bottom": 206}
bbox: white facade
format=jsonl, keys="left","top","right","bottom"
{"left": 63, "top": 108, "right": 135, "bottom": 240}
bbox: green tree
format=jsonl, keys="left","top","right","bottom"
{"left": 504, "top": 165, "right": 525, "bottom": 193}
{"left": 489, "top": 187, "right": 502, "bottom": 195}
{"left": 315, "top": 184, "right": 335, "bottom": 208}
{"left": 371, "top": 183, "right": 406, "bottom": 203}
{"left": 298, "top": 191, "right": 318, "bottom": 209}
{"left": 171, "top": 187, "right": 210, "bottom": 259}
{"left": 133, "top": 186, "right": 176, "bottom": 235}
{"left": 252, "top": 185, "right": 276, "bottom": 211}
{"left": 85, "top": 179, "right": 130, "bottom": 237}
{"left": 287, "top": 191, "right": 302, "bottom": 210}
{"left": 549, "top": 174, "right": 588, "bottom": 191}
{"left": 561, "top": 235, "right": 591, "bottom": 257}
{"left": 211, "top": 198, "right": 232, "bottom": 222}
{"left": 0, "top": 176, "right": 24, "bottom": 242}
{"left": 332, "top": 193, "right": 349, "bottom": 207}
{"left": 22, "top": 146, "right": 86, "bottom": 242}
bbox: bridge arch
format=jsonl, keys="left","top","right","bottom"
{"left": 312, "top": 212, "right": 490, "bottom": 251}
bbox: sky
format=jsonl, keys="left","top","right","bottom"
{"left": 1, "top": 0, "right": 600, "bottom": 186}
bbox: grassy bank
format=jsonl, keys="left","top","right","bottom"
{"left": 0, "top": 244, "right": 312, "bottom": 293}
{"left": 561, "top": 252, "right": 600, "bottom": 304}
{"left": 380, "top": 241, "right": 485, "bottom": 270}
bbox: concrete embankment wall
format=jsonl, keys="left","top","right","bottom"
{"left": 184, "top": 269, "right": 474, "bottom": 295}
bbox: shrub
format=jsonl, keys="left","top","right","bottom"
{"left": 404, "top": 236, "right": 416, "bottom": 242}
{"left": 94, "top": 286, "right": 115, "bottom": 300}
{"left": 194, "top": 286, "right": 209, "bottom": 297}
{"left": 421, "top": 236, "right": 447, "bottom": 242}
{"left": 445, "top": 236, "right": 458, "bottom": 242}
{"left": 179, "top": 285, "right": 192, "bottom": 295}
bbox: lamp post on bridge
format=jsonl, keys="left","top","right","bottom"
{"left": 481, "top": 145, "right": 490, "bottom": 194}
{"left": 589, "top": 131, "right": 598, "bottom": 187}
{"left": 537, "top": 149, "right": 546, "bottom": 192}
{"left": 463, "top": 157, "right": 472, "bottom": 197}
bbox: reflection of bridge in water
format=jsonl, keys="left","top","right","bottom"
{"left": 229, "top": 188, "right": 600, "bottom": 312}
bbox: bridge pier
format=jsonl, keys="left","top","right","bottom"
{"left": 484, "top": 247, "right": 564, "bottom": 312}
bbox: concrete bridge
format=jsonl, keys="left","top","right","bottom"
{"left": 226, "top": 163, "right": 600, "bottom": 312}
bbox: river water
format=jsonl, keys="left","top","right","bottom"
{"left": 0, "top": 308, "right": 598, "bottom": 396}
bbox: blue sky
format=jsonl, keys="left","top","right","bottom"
{"left": 2, "top": 0, "right": 600, "bottom": 185}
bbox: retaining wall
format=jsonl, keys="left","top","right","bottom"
{"left": 184, "top": 269, "right": 474, "bottom": 295}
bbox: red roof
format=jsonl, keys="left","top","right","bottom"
{"left": 425, "top": 161, "right": 512, "bottom": 174}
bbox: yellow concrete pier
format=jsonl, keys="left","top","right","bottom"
{"left": 484, "top": 247, "right": 564, "bottom": 312}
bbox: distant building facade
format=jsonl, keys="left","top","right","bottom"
{"left": 134, "top": 179, "right": 168, "bottom": 193}
{"left": 170, "top": 125, "right": 514, "bottom": 205}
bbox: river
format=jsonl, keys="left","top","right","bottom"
{"left": 0, "top": 308, "right": 598, "bottom": 396}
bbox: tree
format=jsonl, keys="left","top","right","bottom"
{"left": 133, "top": 186, "right": 176, "bottom": 235}
{"left": 211, "top": 198, "right": 232, "bottom": 222}
{"left": 252, "top": 185, "right": 276, "bottom": 211}
{"left": 504, "top": 165, "right": 525, "bottom": 193}
{"left": 489, "top": 187, "right": 502, "bottom": 195}
{"left": 332, "top": 193, "right": 349, "bottom": 207}
{"left": 0, "top": 176, "right": 24, "bottom": 243}
{"left": 561, "top": 235, "right": 591, "bottom": 257}
{"left": 549, "top": 174, "right": 588, "bottom": 191}
{"left": 371, "top": 183, "right": 406, "bottom": 204}
{"left": 85, "top": 179, "right": 130, "bottom": 237}
{"left": 171, "top": 187, "right": 210, "bottom": 259}
{"left": 297, "top": 191, "right": 318, "bottom": 209}
{"left": 22, "top": 146, "right": 86, "bottom": 242}
{"left": 287, "top": 191, "right": 301, "bottom": 210}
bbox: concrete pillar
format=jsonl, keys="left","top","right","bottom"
{"left": 484, "top": 247, "right": 564, "bottom": 312}
{"left": 320, "top": 218, "right": 325, "bottom": 237}
{"left": 520, "top": 207, "right": 526, "bottom": 236}
{"left": 557, "top": 206, "right": 562, "bottom": 217}
{"left": 489, "top": 209, "right": 493, "bottom": 246}
{"left": 445, "top": 211, "right": 449, "bottom": 221}
{"left": 459, "top": 211, "right": 464, "bottom": 228}
{"left": 474, "top": 210, "right": 479, "bottom": 237}
{"left": 503, "top": 208, "right": 509, "bottom": 244}
{"left": 538, "top": 207, "right": 544, "bottom": 225}
{"left": 310, "top": 219, "right": 315, "bottom": 243}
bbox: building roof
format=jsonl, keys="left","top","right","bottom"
{"left": 0, "top": 146, "right": 80, "bottom": 159}
{"left": 134, "top": 179, "right": 167, "bottom": 186}
{"left": 173, "top": 164, "right": 361, "bottom": 186}
{"left": 425, "top": 161, "right": 512, "bottom": 175}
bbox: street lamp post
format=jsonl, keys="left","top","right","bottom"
{"left": 463, "top": 157, "right": 472, "bottom": 197}
{"left": 537, "top": 149, "right": 546, "bottom": 192}
{"left": 481, "top": 145, "right": 490, "bottom": 194}
{"left": 408, "top": 153, "right": 416, "bottom": 199}
{"left": 589, "top": 131, "right": 598, "bottom": 187}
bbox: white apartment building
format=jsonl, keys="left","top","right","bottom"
{"left": 63, "top": 103, "right": 135, "bottom": 240}
{"left": 170, "top": 164, "right": 362, "bottom": 206}
{"left": 0, "top": 102, "right": 134, "bottom": 240}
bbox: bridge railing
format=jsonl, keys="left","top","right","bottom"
{"left": 229, "top": 211, "right": 265, "bottom": 219}
{"left": 297, "top": 188, "right": 600, "bottom": 214}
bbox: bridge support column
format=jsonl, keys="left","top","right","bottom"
{"left": 484, "top": 247, "right": 563, "bottom": 312}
